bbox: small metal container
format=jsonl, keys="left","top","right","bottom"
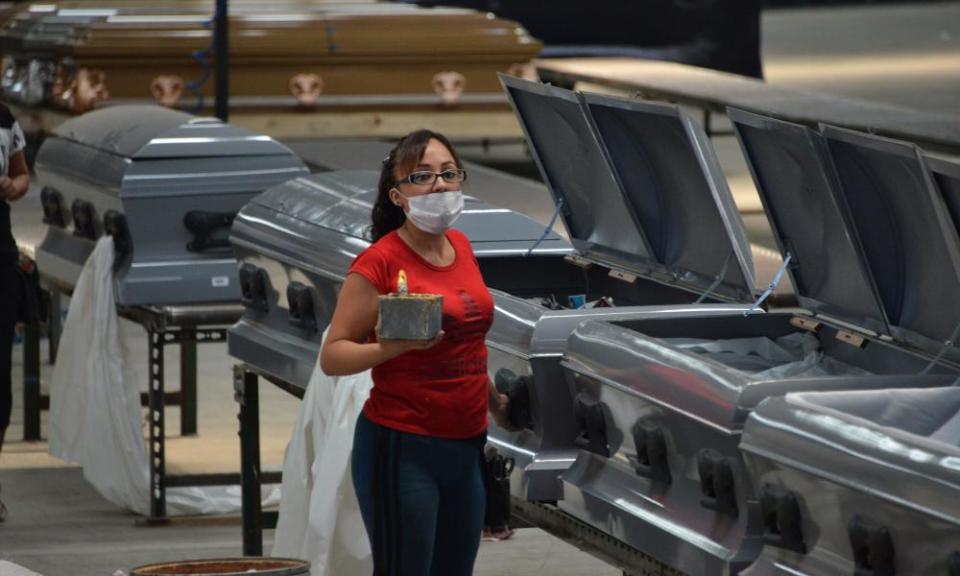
{"left": 377, "top": 294, "right": 443, "bottom": 341}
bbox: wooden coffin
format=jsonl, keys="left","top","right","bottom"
{"left": 0, "top": 1, "right": 541, "bottom": 139}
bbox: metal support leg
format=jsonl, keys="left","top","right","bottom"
{"left": 148, "top": 330, "right": 167, "bottom": 520}
{"left": 237, "top": 365, "right": 263, "bottom": 556}
{"left": 179, "top": 332, "right": 197, "bottom": 437}
{"left": 703, "top": 108, "right": 713, "bottom": 138}
{"left": 22, "top": 318, "right": 41, "bottom": 441}
{"left": 47, "top": 289, "right": 61, "bottom": 365}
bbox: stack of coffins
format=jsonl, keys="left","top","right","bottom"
{"left": 0, "top": 1, "right": 541, "bottom": 121}
{"left": 547, "top": 110, "right": 960, "bottom": 575}
{"left": 484, "top": 77, "right": 807, "bottom": 505}
{"left": 34, "top": 104, "right": 308, "bottom": 304}
{"left": 226, "top": 169, "right": 578, "bottom": 391}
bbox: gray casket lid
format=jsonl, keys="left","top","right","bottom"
{"left": 582, "top": 92, "right": 755, "bottom": 302}
{"left": 821, "top": 125, "right": 960, "bottom": 359}
{"left": 243, "top": 170, "right": 570, "bottom": 254}
{"left": 742, "top": 387, "right": 960, "bottom": 524}
{"left": 500, "top": 75, "right": 754, "bottom": 302}
{"left": 52, "top": 105, "right": 297, "bottom": 159}
{"left": 729, "top": 108, "right": 887, "bottom": 333}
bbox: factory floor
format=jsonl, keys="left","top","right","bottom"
{"left": 2, "top": 2, "right": 959, "bottom": 575}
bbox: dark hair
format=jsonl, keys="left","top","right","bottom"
{"left": 370, "top": 129, "right": 463, "bottom": 242}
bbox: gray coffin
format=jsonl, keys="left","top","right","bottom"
{"left": 487, "top": 76, "right": 761, "bottom": 504}
{"left": 34, "top": 105, "right": 308, "bottom": 306}
{"left": 740, "top": 387, "right": 960, "bottom": 576}
{"left": 226, "top": 170, "right": 577, "bottom": 391}
{"left": 551, "top": 109, "right": 960, "bottom": 576}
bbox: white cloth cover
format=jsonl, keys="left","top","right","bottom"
{"left": 271, "top": 334, "right": 373, "bottom": 576}
{"left": 48, "top": 237, "right": 279, "bottom": 516}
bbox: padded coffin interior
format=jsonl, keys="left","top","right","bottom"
{"left": 661, "top": 332, "right": 869, "bottom": 379}
{"left": 611, "top": 313, "right": 940, "bottom": 375}
{"left": 798, "top": 387, "right": 960, "bottom": 444}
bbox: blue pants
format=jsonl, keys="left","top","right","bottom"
{"left": 352, "top": 412, "right": 486, "bottom": 576}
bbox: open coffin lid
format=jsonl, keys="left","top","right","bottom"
{"left": 731, "top": 109, "right": 960, "bottom": 364}
{"left": 729, "top": 108, "right": 887, "bottom": 333}
{"left": 500, "top": 75, "right": 755, "bottom": 303}
{"left": 819, "top": 125, "right": 960, "bottom": 363}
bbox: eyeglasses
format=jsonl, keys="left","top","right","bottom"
{"left": 399, "top": 169, "right": 467, "bottom": 186}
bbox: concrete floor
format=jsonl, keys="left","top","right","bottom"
{"left": 2, "top": 2, "right": 960, "bottom": 574}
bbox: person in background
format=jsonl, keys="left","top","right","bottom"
{"left": 320, "top": 129, "right": 514, "bottom": 575}
{"left": 0, "top": 102, "right": 31, "bottom": 523}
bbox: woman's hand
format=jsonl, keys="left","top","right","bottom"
{"left": 489, "top": 390, "right": 519, "bottom": 431}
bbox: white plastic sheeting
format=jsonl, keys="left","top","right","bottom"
{"left": 272, "top": 334, "right": 373, "bottom": 576}
{"left": 48, "top": 237, "right": 279, "bottom": 516}
{"left": 666, "top": 332, "right": 870, "bottom": 379}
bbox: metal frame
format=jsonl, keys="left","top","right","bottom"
{"left": 235, "top": 364, "right": 292, "bottom": 555}
{"left": 20, "top": 288, "right": 247, "bottom": 522}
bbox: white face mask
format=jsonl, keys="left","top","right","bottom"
{"left": 400, "top": 190, "right": 463, "bottom": 235}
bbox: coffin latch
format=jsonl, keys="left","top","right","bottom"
{"left": 631, "top": 420, "right": 671, "bottom": 484}
{"left": 697, "top": 449, "right": 738, "bottom": 517}
{"left": 759, "top": 484, "right": 806, "bottom": 553}
{"left": 848, "top": 515, "right": 895, "bottom": 576}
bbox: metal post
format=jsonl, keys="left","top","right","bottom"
{"left": 22, "top": 318, "right": 41, "bottom": 441}
{"left": 179, "top": 331, "right": 197, "bottom": 436}
{"left": 214, "top": 0, "right": 229, "bottom": 121}
{"left": 237, "top": 365, "right": 262, "bottom": 556}
{"left": 47, "top": 289, "right": 61, "bottom": 365}
{"left": 148, "top": 330, "right": 167, "bottom": 520}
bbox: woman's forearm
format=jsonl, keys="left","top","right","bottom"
{"left": 8, "top": 174, "right": 30, "bottom": 201}
{"left": 320, "top": 338, "right": 400, "bottom": 376}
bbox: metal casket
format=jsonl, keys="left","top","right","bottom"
{"left": 226, "top": 169, "right": 577, "bottom": 392}
{"left": 733, "top": 137, "right": 960, "bottom": 576}
{"left": 552, "top": 110, "right": 960, "bottom": 575}
{"left": 487, "top": 77, "right": 769, "bottom": 504}
{"left": 740, "top": 387, "right": 960, "bottom": 576}
{"left": 34, "top": 104, "right": 308, "bottom": 305}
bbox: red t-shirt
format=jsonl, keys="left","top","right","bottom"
{"left": 348, "top": 229, "right": 494, "bottom": 438}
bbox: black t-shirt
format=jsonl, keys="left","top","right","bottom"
{"left": 0, "top": 103, "right": 26, "bottom": 266}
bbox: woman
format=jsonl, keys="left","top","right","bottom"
{"left": 0, "top": 102, "right": 31, "bottom": 523}
{"left": 320, "top": 129, "right": 512, "bottom": 575}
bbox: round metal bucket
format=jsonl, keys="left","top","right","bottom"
{"left": 130, "top": 558, "right": 309, "bottom": 576}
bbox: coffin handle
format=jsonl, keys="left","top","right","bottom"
{"left": 238, "top": 264, "right": 269, "bottom": 312}
{"left": 697, "top": 449, "right": 738, "bottom": 517}
{"left": 70, "top": 198, "right": 99, "bottom": 240}
{"left": 184, "top": 210, "right": 236, "bottom": 252}
{"left": 494, "top": 368, "right": 534, "bottom": 430}
{"left": 759, "top": 484, "right": 806, "bottom": 554}
{"left": 848, "top": 515, "right": 895, "bottom": 576}
{"left": 103, "top": 210, "right": 132, "bottom": 271}
{"left": 573, "top": 393, "right": 610, "bottom": 457}
{"left": 286, "top": 282, "right": 317, "bottom": 332}
{"left": 631, "top": 420, "right": 671, "bottom": 484}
